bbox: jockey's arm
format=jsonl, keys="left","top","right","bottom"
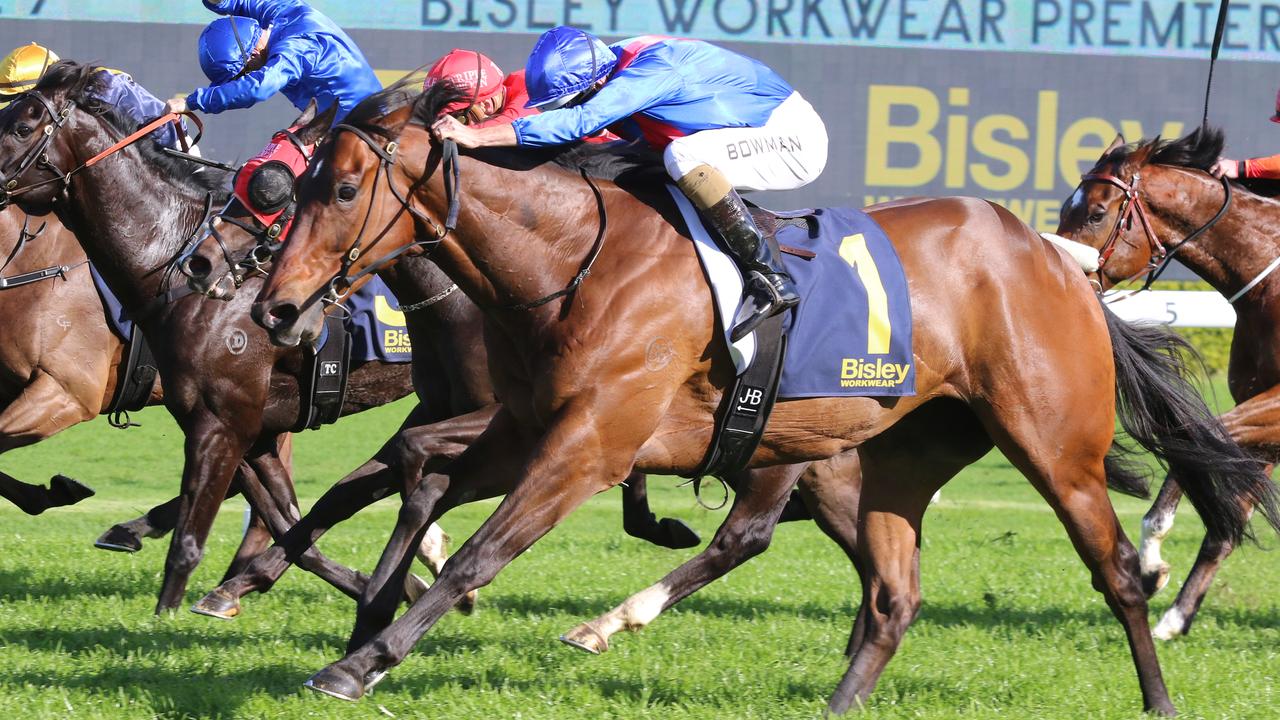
{"left": 186, "top": 38, "right": 309, "bottom": 114}
{"left": 202, "top": 0, "right": 293, "bottom": 25}
{"left": 511, "top": 66, "right": 680, "bottom": 147}
{"left": 89, "top": 70, "right": 185, "bottom": 149}
{"left": 1243, "top": 154, "right": 1280, "bottom": 179}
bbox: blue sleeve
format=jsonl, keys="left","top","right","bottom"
{"left": 511, "top": 57, "right": 682, "bottom": 147}
{"left": 187, "top": 37, "right": 311, "bottom": 114}
{"left": 89, "top": 70, "right": 184, "bottom": 148}
{"left": 203, "top": 0, "right": 299, "bottom": 25}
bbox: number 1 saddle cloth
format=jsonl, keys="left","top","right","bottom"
{"left": 667, "top": 187, "right": 915, "bottom": 398}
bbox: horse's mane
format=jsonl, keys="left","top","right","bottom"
{"left": 35, "top": 61, "right": 230, "bottom": 197}
{"left": 1089, "top": 124, "right": 1280, "bottom": 198}
{"left": 399, "top": 79, "right": 666, "bottom": 184}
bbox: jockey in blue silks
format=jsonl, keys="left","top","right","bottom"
{"left": 431, "top": 27, "right": 828, "bottom": 341}
{"left": 165, "top": 0, "right": 380, "bottom": 123}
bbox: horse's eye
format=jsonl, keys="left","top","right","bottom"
{"left": 13, "top": 123, "right": 32, "bottom": 139}
{"left": 336, "top": 184, "right": 358, "bottom": 202}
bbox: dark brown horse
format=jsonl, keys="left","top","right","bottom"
{"left": 0, "top": 208, "right": 119, "bottom": 513}
{"left": 247, "top": 82, "right": 1277, "bottom": 714}
{"left": 0, "top": 62, "right": 437, "bottom": 613}
{"left": 1058, "top": 127, "right": 1280, "bottom": 640}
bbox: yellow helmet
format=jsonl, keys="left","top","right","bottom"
{"left": 0, "top": 43, "right": 59, "bottom": 98}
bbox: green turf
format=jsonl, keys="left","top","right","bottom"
{"left": 1, "top": 395, "right": 1277, "bottom": 720}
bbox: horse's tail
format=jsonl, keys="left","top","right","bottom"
{"left": 1102, "top": 301, "right": 1280, "bottom": 544}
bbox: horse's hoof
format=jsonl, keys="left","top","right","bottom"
{"left": 49, "top": 475, "right": 95, "bottom": 506}
{"left": 190, "top": 587, "right": 241, "bottom": 620}
{"left": 456, "top": 589, "right": 478, "bottom": 616}
{"left": 655, "top": 517, "right": 701, "bottom": 549}
{"left": 305, "top": 665, "right": 366, "bottom": 701}
{"left": 1141, "top": 563, "right": 1171, "bottom": 598}
{"left": 403, "top": 573, "right": 429, "bottom": 605}
{"left": 1152, "top": 607, "right": 1188, "bottom": 641}
{"left": 93, "top": 525, "right": 143, "bottom": 553}
{"left": 560, "top": 623, "right": 609, "bottom": 654}
{"left": 365, "top": 669, "right": 388, "bottom": 691}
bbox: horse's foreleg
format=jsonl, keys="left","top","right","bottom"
{"left": 1153, "top": 501, "right": 1254, "bottom": 640}
{"left": 1139, "top": 476, "right": 1183, "bottom": 597}
{"left": 308, "top": 406, "right": 636, "bottom": 701}
{"left": 0, "top": 372, "right": 97, "bottom": 514}
{"left": 561, "top": 462, "right": 804, "bottom": 654}
{"left": 193, "top": 407, "right": 494, "bottom": 620}
{"left": 620, "top": 473, "right": 701, "bottom": 549}
{"left": 222, "top": 508, "right": 271, "bottom": 582}
{"left": 156, "top": 425, "right": 245, "bottom": 614}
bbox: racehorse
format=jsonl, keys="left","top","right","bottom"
{"left": 0, "top": 62, "right": 438, "bottom": 614}
{"left": 248, "top": 81, "right": 1278, "bottom": 714}
{"left": 1058, "top": 126, "right": 1280, "bottom": 640}
{"left": 0, "top": 208, "right": 120, "bottom": 513}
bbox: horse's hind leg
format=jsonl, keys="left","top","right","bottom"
{"left": 975, "top": 404, "right": 1174, "bottom": 716}
{"left": 0, "top": 372, "right": 97, "bottom": 514}
{"left": 560, "top": 462, "right": 805, "bottom": 654}
{"left": 1139, "top": 476, "right": 1183, "bottom": 596}
{"left": 620, "top": 473, "right": 701, "bottom": 549}
{"left": 222, "top": 508, "right": 272, "bottom": 582}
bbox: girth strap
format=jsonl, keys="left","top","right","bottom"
{"left": 294, "top": 314, "right": 352, "bottom": 431}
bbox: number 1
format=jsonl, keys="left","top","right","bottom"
{"left": 838, "top": 233, "right": 892, "bottom": 355}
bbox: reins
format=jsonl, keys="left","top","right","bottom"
{"left": 0, "top": 88, "right": 201, "bottom": 206}
{"left": 323, "top": 122, "right": 607, "bottom": 314}
{"left": 0, "top": 213, "right": 88, "bottom": 289}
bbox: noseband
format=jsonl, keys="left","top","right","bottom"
{"left": 1080, "top": 169, "right": 1231, "bottom": 291}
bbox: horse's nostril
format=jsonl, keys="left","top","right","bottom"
{"left": 183, "top": 254, "right": 212, "bottom": 280}
{"left": 268, "top": 302, "right": 299, "bottom": 327}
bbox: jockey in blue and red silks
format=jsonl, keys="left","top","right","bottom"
{"left": 166, "top": 0, "right": 380, "bottom": 124}
{"left": 431, "top": 27, "right": 829, "bottom": 341}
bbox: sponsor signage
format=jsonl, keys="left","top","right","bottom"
{"left": 6, "top": 1, "right": 1280, "bottom": 61}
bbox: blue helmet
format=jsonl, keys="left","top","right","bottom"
{"left": 197, "top": 16, "right": 264, "bottom": 85}
{"left": 524, "top": 26, "right": 616, "bottom": 110}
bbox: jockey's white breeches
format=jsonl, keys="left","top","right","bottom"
{"left": 663, "top": 92, "right": 828, "bottom": 192}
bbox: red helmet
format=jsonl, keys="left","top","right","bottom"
{"left": 426, "top": 49, "right": 505, "bottom": 117}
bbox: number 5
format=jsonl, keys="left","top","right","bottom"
{"left": 838, "top": 233, "right": 892, "bottom": 355}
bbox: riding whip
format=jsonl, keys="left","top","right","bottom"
{"left": 1202, "top": 0, "right": 1230, "bottom": 128}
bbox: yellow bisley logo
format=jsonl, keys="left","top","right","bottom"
{"left": 837, "top": 233, "right": 912, "bottom": 388}
{"left": 375, "top": 295, "right": 413, "bottom": 354}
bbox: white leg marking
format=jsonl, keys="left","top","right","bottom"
{"left": 416, "top": 523, "right": 449, "bottom": 577}
{"left": 1152, "top": 606, "right": 1187, "bottom": 640}
{"left": 1139, "top": 510, "right": 1175, "bottom": 578}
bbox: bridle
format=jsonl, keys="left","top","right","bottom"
{"left": 0, "top": 87, "right": 201, "bottom": 209}
{"left": 318, "top": 122, "right": 458, "bottom": 308}
{"left": 1079, "top": 168, "right": 1231, "bottom": 293}
{"left": 319, "top": 119, "right": 607, "bottom": 313}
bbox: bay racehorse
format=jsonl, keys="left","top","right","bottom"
{"left": 250, "top": 82, "right": 1278, "bottom": 714}
{"left": 1058, "top": 127, "right": 1280, "bottom": 640}
{"left": 0, "top": 207, "right": 120, "bottom": 513}
{"left": 0, "top": 62, "right": 444, "bottom": 613}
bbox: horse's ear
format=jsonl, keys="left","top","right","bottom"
{"left": 1105, "top": 134, "right": 1126, "bottom": 155}
{"left": 297, "top": 103, "right": 338, "bottom": 145}
{"left": 292, "top": 99, "right": 320, "bottom": 129}
{"left": 1128, "top": 137, "right": 1159, "bottom": 167}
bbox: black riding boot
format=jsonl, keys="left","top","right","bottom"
{"left": 703, "top": 190, "right": 799, "bottom": 341}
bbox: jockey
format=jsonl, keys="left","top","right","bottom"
{"left": 431, "top": 28, "right": 828, "bottom": 341}
{"left": 0, "top": 43, "right": 189, "bottom": 150}
{"left": 166, "top": 0, "right": 380, "bottom": 123}
{"left": 425, "top": 49, "right": 531, "bottom": 128}
{"left": 1211, "top": 90, "right": 1280, "bottom": 180}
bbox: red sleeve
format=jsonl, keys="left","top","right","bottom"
{"left": 475, "top": 71, "right": 537, "bottom": 128}
{"left": 1244, "top": 154, "right": 1280, "bottom": 179}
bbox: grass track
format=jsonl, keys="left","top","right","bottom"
{"left": 1, "top": 395, "right": 1277, "bottom": 719}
